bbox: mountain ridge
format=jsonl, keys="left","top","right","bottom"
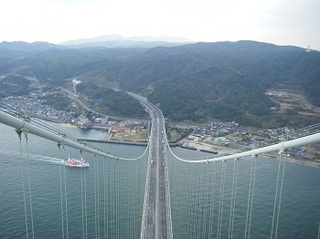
{"left": 58, "top": 34, "right": 193, "bottom": 48}
{"left": 0, "top": 40, "right": 319, "bottom": 127}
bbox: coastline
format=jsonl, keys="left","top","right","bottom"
{"left": 265, "top": 153, "right": 320, "bottom": 168}
{"left": 58, "top": 123, "right": 77, "bottom": 128}
{"left": 182, "top": 140, "right": 320, "bottom": 168}
{"left": 78, "top": 138, "right": 148, "bottom": 146}
{"left": 55, "top": 122, "right": 320, "bottom": 168}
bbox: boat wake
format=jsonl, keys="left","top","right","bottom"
{"left": 28, "top": 154, "right": 64, "bottom": 165}
{"left": 0, "top": 151, "right": 64, "bottom": 165}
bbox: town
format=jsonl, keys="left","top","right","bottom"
{"left": 2, "top": 88, "right": 320, "bottom": 166}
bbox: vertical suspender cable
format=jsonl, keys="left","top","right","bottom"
{"left": 185, "top": 162, "right": 192, "bottom": 238}
{"left": 208, "top": 161, "right": 217, "bottom": 238}
{"left": 113, "top": 160, "right": 117, "bottom": 239}
{"left": 196, "top": 163, "right": 204, "bottom": 239}
{"left": 228, "top": 158, "right": 239, "bottom": 239}
{"left": 111, "top": 160, "right": 115, "bottom": 238}
{"left": 83, "top": 157, "right": 88, "bottom": 238}
{"left": 197, "top": 163, "right": 203, "bottom": 238}
{"left": 96, "top": 156, "right": 101, "bottom": 239}
{"left": 57, "top": 144, "right": 65, "bottom": 239}
{"left": 80, "top": 152, "right": 85, "bottom": 239}
{"left": 201, "top": 164, "right": 206, "bottom": 239}
{"left": 231, "top": 158, "right": 239, "bottom": 238}
{"left": 186, "top": 161, "right": 192, "bottom": 238}
{"left": 24, "top": 132, "right": 35, "bottom": 239}
{"left": 270, "top": 151, "right": 285, "bottom": 239}
{"left": 126, "top": 161, "right": 130, "bottom": 239}
{"left": 129, "top": 161, "right": 132, "bottom": 239}
{"left": 228, "top": 159, "right": 237, "bottom": 238}
{"left": 125, "top": 161, "right": 128, "bottom": 239}
{"left": 245, "top": 156, "right": 255, "bottom": 239}
{"left": 274, "top": 154, "right": 286, "bottom": 239}
{"left": 202, "top": 162, "right": 210, "bottom": 239}
{"left": 216, "top": 161, "right": 223, "bottom": 239}
{"left": 270, "top": 158, "right": 281, "bottom": 239}
{"left": 171, "top": 157, "right": 178, "bottom": 236}
{"left": 117, "top": 160, "right": 120, "bottom": 239}
{"left": 317, "top": 220, "right": 320, "bottom": 239}
{"left": 207, "top": 161, "right": 216, "bottom": 239}
{"left": 217, "top": 160, "right": 226, "bottom": 239}
{"left": 186, "top": 162, "right": 192, "bottom": 238}
{"left": 191, "top": 163, "right": 198, "bottom": 239}
{"left": 103, "top": 158, "right": 108, "bottom": 239}
{"left": 182, "top": 160, "right": 188, "bottom": 235}
{"left": 133, "top": 160, "right": 136, "bottom": 238}
{"left": 17, "top": 130, "right": 30, "bottom": 239}
{"left": 247, "top": 156, "right": 257, "bottom": 239}
{"left": 114, "top": 160, "right": 116, "bottom": 239}
{"left": 94, "top": 155, "right": 98, "bottom": 239}
{"left": 194, "top": 163, "right": 200, "bottom": 239}
{"left": 62, "top": 147, "right": 70, "bottom": 239}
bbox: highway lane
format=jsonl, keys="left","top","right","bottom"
{"left": 129, "top": 92, "right": 172, "bottom": 239}
{"left": 60, "top": 87, "right": 123, "bottom": 121}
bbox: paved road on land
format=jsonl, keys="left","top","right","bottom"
{"left": 60, "top": 87, "right": 123, "bottom": 120}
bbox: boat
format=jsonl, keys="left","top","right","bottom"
{"left": 64, "top": 156, "right": 89, "bottom": 168}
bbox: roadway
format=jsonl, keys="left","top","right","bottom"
{"left": 60, "top": 87, "right": 123, "bottom": 121}
{"left": 128, "top": 92, "right": 172, "bottom": 239}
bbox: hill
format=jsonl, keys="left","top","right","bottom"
{"left": 0, "top": 40, "right": 319, "bottom": 127}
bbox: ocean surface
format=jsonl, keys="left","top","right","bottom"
{"left": 0, "top": 122, "right": 319, "bottom": 239}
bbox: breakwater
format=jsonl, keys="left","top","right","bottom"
{"left": 78, "top": 138, "right": 180, "bottom": 147}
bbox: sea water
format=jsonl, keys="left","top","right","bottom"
{"left": 0, "top": 123, "right": 319, "bottom": 238}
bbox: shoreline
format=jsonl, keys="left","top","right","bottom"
{"left": 56, "top": 122, "right": 320, "bottom": 168}
{"left": 182, "top": 140, "right": 320, "bottom": 168}
{"left": 265, "top": 153, "right": 320, "bottom": 168}
{"left": 58, "top": 123, "right": 77, "bottom": 128}
{"left": 78, "top": 138, "right": 148, "bottom": 146}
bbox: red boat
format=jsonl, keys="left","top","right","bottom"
{"left": 64, "top": 156, "right": 89, "bottom": 168}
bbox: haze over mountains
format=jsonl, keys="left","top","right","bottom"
{"left": 59, "top": 34, "right": 193, "bottom": 48}
{"left": 0, "top": 38, "right": 319, "bottom": 127}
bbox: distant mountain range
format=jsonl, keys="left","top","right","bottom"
{"left": 0, "top": 39, "right": 319, "bottom": 127}
{"left": 0, "top": 35, "right": 193, "bottom": 50}
{"left": 59, "top": 34, "right": 193, "bottom": 48}
{"left": 0, "top": 41, "right": 58, "bottom": 51}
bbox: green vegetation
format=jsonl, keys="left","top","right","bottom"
{"left": 40, "top": 93, "right": 73, "bottom": 110}
{"left": 1, "top": 40, "right": 319, "bottom": 127}
{"left": 0, "top": 75, "right": 31, "bottom": 97}
{"left": 77, "top": 83, "right": 147, "bottom": 118}
{"left": 167, "top": 127, "right": 193, "bottom": 142}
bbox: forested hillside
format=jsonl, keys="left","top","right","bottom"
{"left": 1, "top": 40, "right": 319, "bottom": 127}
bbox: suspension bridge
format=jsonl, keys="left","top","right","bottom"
{"left": 0, "top": 95, "right": 320, "bottom": 239}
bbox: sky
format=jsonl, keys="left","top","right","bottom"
{"left": 1, "top": 0, "right": 319, "bottom": 50}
